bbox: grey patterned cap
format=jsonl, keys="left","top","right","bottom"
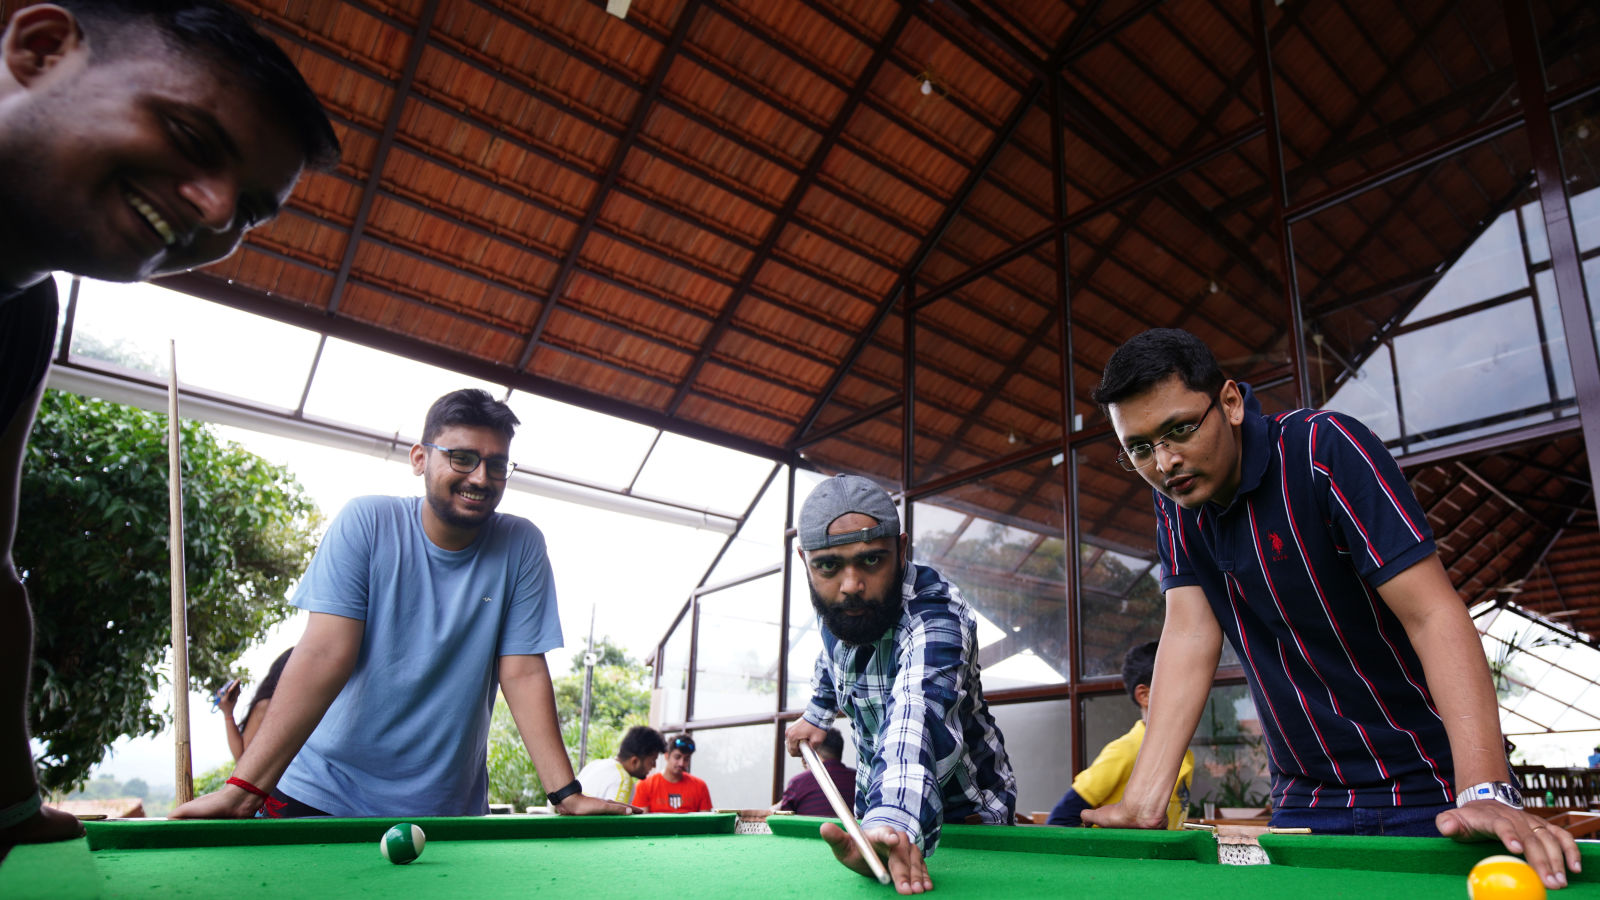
{"left": 798, "top": 474, "right": 901, "bottom": 551}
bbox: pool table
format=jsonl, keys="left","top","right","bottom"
{"left": 1, "top": 812, "right": 1595, "bottom": 898}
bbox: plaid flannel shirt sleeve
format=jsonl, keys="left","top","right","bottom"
{"left": 858, "top": 604, "right": 968, "bottom": 855}
{"left": 802, "top": 646, "right": 838, "bottom": 729}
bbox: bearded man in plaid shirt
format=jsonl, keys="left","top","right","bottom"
{"left": 785, "top": 474, "right": 1016, "bottom": 896}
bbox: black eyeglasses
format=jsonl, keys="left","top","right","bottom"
{"left": 421, "top": 443, "right": 517, "bottom": 480}
{"left": 670, "top": 736, "right": 695, "bottom": 753}
{"left": 1114, "top": 396, "right": 1218, "bottom": 472}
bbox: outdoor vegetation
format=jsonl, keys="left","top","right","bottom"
{"left": 18, "top": 390, "right": 322, "bottom": 792}
{"left": 486, "top": 638, "right": 651, "bottom": 808}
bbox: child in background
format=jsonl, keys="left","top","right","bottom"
{"left": 1048, "top": 641, "right": 1193, "bottom": 828}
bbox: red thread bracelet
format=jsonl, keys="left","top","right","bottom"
{"left": 226, "top": 777, "right": 286, "bottom": 818}
{"left": 226, "top": 776, "right": 268, "bottom": 798}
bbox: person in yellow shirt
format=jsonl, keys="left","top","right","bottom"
{"left": 1048, "top": 641, "right": 1193, "bottom": 828}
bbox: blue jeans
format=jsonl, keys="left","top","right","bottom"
{"left": 1271, "top": 803, "right": 1450, "bottom": 836}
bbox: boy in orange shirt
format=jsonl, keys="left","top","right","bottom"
{"left": 632, "top": 734, "right": 712, "bottom": 813}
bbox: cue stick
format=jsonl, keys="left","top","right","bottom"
{"left": 167, "top": 341, "right": 194, "bottom": 805}
{"left": 798, "top": 741, "right": 892, "bottom": 886}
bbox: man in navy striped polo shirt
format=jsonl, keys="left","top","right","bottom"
{"left": 1080, "top": 329, "right": 1580, "bottom": 891}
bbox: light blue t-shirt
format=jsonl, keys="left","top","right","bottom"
{"left": 277, "top": 496, "right": 562, "bottom": 816}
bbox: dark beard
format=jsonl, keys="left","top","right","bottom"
{"left": 425, "top": 485, "right": 495, "bottom": 531}
{"left": 809, "top": 571, "right": 904, "bottom": 646}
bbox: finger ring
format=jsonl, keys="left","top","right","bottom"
{"left": 1532, "top": 826, "right": 1547, "bottom": 832}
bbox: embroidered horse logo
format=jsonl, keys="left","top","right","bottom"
{"left": 1268, "top": 531, "right": 1289, "bottom": 562}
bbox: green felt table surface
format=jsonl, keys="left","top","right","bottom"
{"left": 1, "top": 813, "right": 1595, "bottom": 899}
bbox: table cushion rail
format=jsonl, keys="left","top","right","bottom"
{"left": 1259, "top": 832, "right": 1600, "bottom": 883}
{"left": 83, "top": 811, "right": 737, "bottom": 850}
{"left": 766, "top": 815, "right": 1219, "bottom": 863}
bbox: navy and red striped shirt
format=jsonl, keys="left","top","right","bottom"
{"left": 1156, "top": 383, "right": 1455, "bottom": 810}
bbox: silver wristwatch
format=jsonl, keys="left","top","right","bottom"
{"left": 1455, "top": 781, "right": 1523, "bottom": 809}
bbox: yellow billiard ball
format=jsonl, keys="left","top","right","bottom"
{"left": 1467, "top": 855, "right": 1546, "bottom": 900}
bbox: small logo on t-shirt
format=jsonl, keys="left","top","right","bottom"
{"left": 1268, "top": 532, "right": 1289, "bottom": 562}
{"left": 481, "top": 596, "right": 493, "bottom": 603}
{"left": 668, "top": 793, "right": 683, "bottom": 809}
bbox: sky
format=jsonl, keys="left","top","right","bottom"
{"left": 49, "top": 276, "right": 771, "bottom": 792}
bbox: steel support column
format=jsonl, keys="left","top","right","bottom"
{"left": 1503, "top": 0, "right": 1600, "bottom": 523}
{"left": 1049, "top": 68, "right": 1084, "bottom": 777}
{"left": 1250, "top": 0, "right": 1309, "bottom": 407}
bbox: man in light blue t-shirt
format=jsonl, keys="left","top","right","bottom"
{"left": 174, "top": 389, "right": 635, "bottom": 819}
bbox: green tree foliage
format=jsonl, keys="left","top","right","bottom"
{"left": 485, "top": 638, "right": 651, "bottom": 807}
{"left": 17, "top": 390, "right": 321, "bottom": 793}
{"left": 194, "top": 764, "right": 232, "bottom": 798}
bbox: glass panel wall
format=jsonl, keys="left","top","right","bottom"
{"left": 1073, "top": 434, "right": 1240, "bottom": 672}
{"left": 689, "top": 722, "right": 776, "bottom": 809}
{"left": 1074, "top": 435, "right": 1165, "bottom": 678}
{"left": 304, "top": 337, "right": 507, "bottom": 436}
{"left": 911, "top": 454, "right": 1067, "bottom": 689}
{"left": 1296, "top": 134, "right": 1576, "bottom": 454}
{"left": 1084, "top": 684, "right": 1268, "bottom": 818}
{"left": 1191, "top": 685, "right": 1269, "bottom": 815}
{"left": 1082, "top": 691, "right": 1143, "bottom": 777}
{"left": 779, "top": 718, "right": 858, "bottom": 798}
{"left": 785, "top": 554, "right": 823, "bottom": 714}
{"left": 692, "top": 575, "right": 782, "bottom": 720}
{"left": 704, "top": 468, "right": 789, "bottom": 587}
{"left": 991, "top": 698, "right": 1071, "bottom": 819}
{"left": 501, "top": 392, "right": 658, "bottom": 490}
{"left": 784, "top": 469, "right": 829, "bottom": 713}
{"left": 655, "top": 612, "right": 691, "bottom": 727}
{"left": 632, "top": 432, "right": 778, "bottom": 517}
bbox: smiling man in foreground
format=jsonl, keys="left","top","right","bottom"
{"left": 0, "top": 0, "right": 338, "bottom": 849}
{"left": 785, "top": 474, "right": 1016, "bottom": 895}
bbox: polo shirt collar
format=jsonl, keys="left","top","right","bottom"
{"left": 1216, "top": 381, "right": 1269, "bottom": 513}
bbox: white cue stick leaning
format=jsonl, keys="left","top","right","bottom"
{"left": 168, "top": 341, "right": 194, "bottom": 805}
{"left": 798, "top": 740, "right": 892, "bottom": 886}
